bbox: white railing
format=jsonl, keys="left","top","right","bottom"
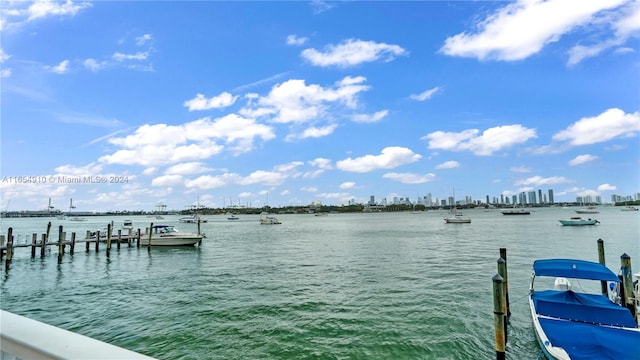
{"left": 0, "top": 310, "right": 157, "bottom": 360}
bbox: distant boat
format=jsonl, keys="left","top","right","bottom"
{"left": 179, "top": 214, "right": 207, "bottom": 223}
{"left": 620, "top": 206, "right": 639, "bottom": 212}
{"left": 66, "top": 198, "right": 86, "bottom": 221}
{"left": 226, "top": 212, "right": 239, "bottom": 221}
{"left": 529, "top": 258, "right": 640, "bottom": 359}
{"left": 575, "top": 206, "right": 599, "bottom": 214}
{"left": 501, "top": 205, "right": 530, "bottom": 215}
{"left": 140, "top": 225, "right": 203, "bottom": 246}
{"left": 444, "top": 209, "right": 471, "bottom": 224}
{"left": 558, "top": 217, "right": 599, "bottom": 226}
{"left": 260, "top": 212, "right": 281, "bottom": 225}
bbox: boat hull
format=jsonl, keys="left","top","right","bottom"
{"left": 139, "top": 235, "right": 202, "bottom": 246}
{"left": 558, "top": 219, "right": 598, "bottom": 226}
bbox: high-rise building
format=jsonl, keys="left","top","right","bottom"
{"left": 548, "top": 189, "right": 554, "bottom": 204}
{"left": 538, "top": 189, "right": 543, "bottom": 204}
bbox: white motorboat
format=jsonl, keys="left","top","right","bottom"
{"left": 444, "top": 209, "right": 471, "bottom": 224}
{"left": 179, "top": 214, "right": 207, "bottom": 223}
{"left": 558, "top": 217, "right": 599, "bottom": 226}
{"left": 260, "top": 213, "right": 281, "bottom": 225}
{"left": 226, "top": 212, "right": 239, "bottom": 220}
{"left": 621, "top": 206, "right": 639, "bottom": 211}
{"left": 575, "top": 206, "right": 599, "bottom": 214}
{"left": 140, "top": 225, "right": 204, "bottom": 246}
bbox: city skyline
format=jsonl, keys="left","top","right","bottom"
{"left": 1, "top": 1, "right": 639, "bottom": 213}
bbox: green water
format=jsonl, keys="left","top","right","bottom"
{"left": 1, "top": 207, "right": 638, "bottom": 359}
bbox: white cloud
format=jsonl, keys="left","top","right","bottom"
{"left": 567, "top": 2, "right": 640, "bottom": 65}
{"left": 27, "top": 0, "right": 92, "bottom": 21}
{"left": 597, "top": 183, "right": 617, "bottom": 192}
{"left": 164, "top": 162, "right": 211, "bottom": 175}
{"left": 510, "top": 166, "right": 531, "bottom": 173}
{"left": 553, "top": 108, "right": 640, "bottom": 145}
{"left": 46, "top": 59, "right": 69, "bottom": 74}
{"left": 568, "top": 154, "right": 598, "bottom": 166}
{"left": 351, "top": 110, "right": 389, "bottom": 124}
{"left": 410, "top": 87, "right": 441, "bottom": 101}
{"left": 440, "top": 0, "right": 628, "bottom": 62}
{"left": 112, "top": 51, "right": 149, "bottom": 61}
{"left": 309, "top": 158, "right": 332, "bottom": 170}
{"left": 515, "top": 176, "right": 573, "bottom": 186}
{"left": 83, "top": 58, "right": 108, "bottom": 72}
{"left": 0, "top": 48, "right": 10, "bottom": 63}
{"left": 435, "top": 160, "right": 460, "bottom": 169}
{"left": 424, "top": 124, "right": 537, "bottom": 156}
{"left": 301, "top": 39, "right": 408, "bottom": 68}
{"left": 382, "top": 172, "right": 436, "bottom": 184}
{"left": 288, "top": 124, "right": 338, "bottom": 141}
{"left": 336, "top": 146, "right": 422, "bottom": 173}
{"left": 339, "top": 182, "right": 356, "bottom": 189}
{"left": 151, "top": 175, "right": 184, "bottom": 187}
{"left": 100, "top": 114, "right": 275, "bottom": 166}
{"left": 286, "top": 34, "right": 308, "bottom": 46}
{"left": 184, "top": 92, "right": 239, "bottom": 111}
{"left": 136, "top": 34, "right": 152, "bottom": 46}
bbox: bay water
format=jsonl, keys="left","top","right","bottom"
{"left": 1, "top": 207, "right": 638, "bottom": 359}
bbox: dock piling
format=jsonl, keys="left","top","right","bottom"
{"left": 70, "top": 232, "right": 76, "bottom": 255}
{"left": 147, "top": 223, "right": 153, "bottom": 249}
{"left": 597, "top": 239, "right": 608, "bottom": 296}
{"left": 31, "top": 234, "right": 37, "bottom": 258}
{"left": 499, "top": 248, "right": 510, "bottom": 318}
{"left": 492, "top": 274, "right": 506, "bottom": 360}
{"left": 620, "top": 253, "right": 637, "bottom": 323}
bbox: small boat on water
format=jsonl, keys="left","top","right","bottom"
{"left": 179, "top": 214, "right": 207, "bottom": 223}
{"left": 444, "top": 209, "right": 471, "bottom": 224}
{"left": 558, "top": 217, "right": 599, "bottom": 226}
{"left": 226, "top": 212, "right": 239, "bottom": 221}
{"left": 575, "top": 206, "right": 599, "bottom": 214}
{"left": 529, "top": 258, "right": 640, "bottom": 359}
{"left": 140, "top": 225, "right": 204, "bottom": 246}
{"left": 260, "top": 213, "right": 281, "bottom": 225}
{"left": 501, "top": 206, "right": 530, "bottom": 215}
{"left": 621, "top": 206, "right": 639, "bottom": 211}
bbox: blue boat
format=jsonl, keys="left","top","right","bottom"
{"left": 529, "top": 259, "right": 640, "bottom": 359}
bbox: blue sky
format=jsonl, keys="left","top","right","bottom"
{"left": 1, "top": 0, "right": 639, "bottom": 212}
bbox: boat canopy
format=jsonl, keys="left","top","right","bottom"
{"left": 533, "top": 259, "right": 620, "bottom": 282}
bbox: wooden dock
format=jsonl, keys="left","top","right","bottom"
{"left": 1, "top": 222, "right": 147, "bottom": 268}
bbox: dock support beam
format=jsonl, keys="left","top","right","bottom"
{"left": 492, "top": 274, "right": 506, "bottom": 360}
{"left": 597, "top": 239, "right": 608, "bottom": 296}
{"left": 620, "top": 253, "right": 637, "bottom": 323}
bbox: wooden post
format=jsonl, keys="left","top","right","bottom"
{"left": 5, "top": 228, "right": 14, "bottom": 268}
{"left": 95, "top": 231, "right": 100, "bottom": 252}
{"left": 0, "top": 235, "right": 4, "bottom": 261}
{"left": 41, "top": 234, "right": 47, "bottom": 257}
{"left": 136, "top": 229, "right": 141, "bottom": 247}
{"left": 31, "top": 233, "right": 37, "bottom": 258}
{"left": 499, "top": 248, "right": 510, "bottom": 318}
{"left": 597, "top": 239, "right": 608, "bottom": 296}
{"left": 197, "top": 219, "right": 201, "bottom": 236}
{"left": 147, "top": 223, "right": 153, "bottom": 248}
{"left": 497, "top": 257, "right": 508, "bottom": 344}
{"left": 57, "top": 227, "right": 64, "bottom": 263}
{"left": 128, "top": 228, "right": 133, "bottom": 247}
{"left": 492, "top": 274, "right": 506, "bottom": 360}
{"left": 620, "top": 253, "right": 637, "bottom": 323}
{"left": 86, "top": 231, "right": 91, "bottom": 252}
{"left": 45, "top": 222, "right": 52, "bottom": 245}
{"left": 117, "top": 229, "right": 122, "bottom": 250}
{"left": 106, "top": 224, "right": 112, "bottom": 257}
{"left": 70, "top": 232, "right": 76, "bottom": 255}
